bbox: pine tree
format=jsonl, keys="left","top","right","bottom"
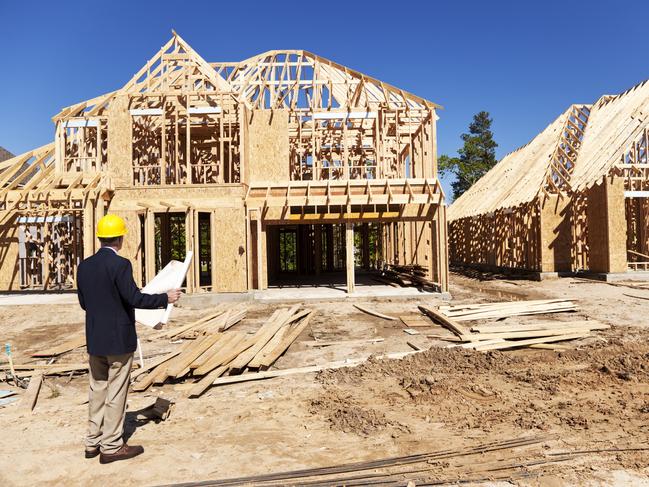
{"left": 439, "top": 111, "right": 498, "bottom": 200}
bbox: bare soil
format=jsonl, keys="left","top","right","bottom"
{"left": 1, "top": 274, "right": 648, "bottom": 485}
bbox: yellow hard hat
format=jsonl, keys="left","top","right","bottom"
{"left": 96, "top": 214, "right": 128, "bottom": 238}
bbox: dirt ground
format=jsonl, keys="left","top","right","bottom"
{"left": 1, "top": 273, "right": 649, "bottom": 486}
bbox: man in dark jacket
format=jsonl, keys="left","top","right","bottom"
{"left": 77, "top": 214, "right": 181, "bottom": 464}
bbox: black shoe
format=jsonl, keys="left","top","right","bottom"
{"left": 85, "top": 447, "right": 100, "bottom": 459}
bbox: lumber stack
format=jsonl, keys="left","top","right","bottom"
{"left": 453, "top": 320, "right": 609, "bottom": 351}
{"left": 154, "top": 305, "right": 245, "bottom": 340}
{"left": 381, "top": 264, "right": 440, "bottom": 291}
{"left": 131, "top": 306, "right": 315, "bottom": 397}
{"left": 438, "top": 299, "right": 577, "bottom": 321}
{"left": 419, "top": 299, "right": 603, "bottom": 351}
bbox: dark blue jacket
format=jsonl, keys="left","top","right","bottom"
{"left": 77, "top": 247, "right": 168, "bottom": 356}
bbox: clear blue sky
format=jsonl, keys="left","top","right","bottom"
{"left": 1, "top": 0, "right": 647, "bottom": 199}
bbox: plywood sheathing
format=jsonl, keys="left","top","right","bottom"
{"left": 111, "top": 210, "right": 145, "bottom": 286}
{"left": 0, "top": 217, "right": 21, "bottom": 289}
{"left": 246, "top": 109, "right": 289, "bottom": 183}
{"left": 107, "top": 95, "right": 133, "bottom": 186}
{"left": 539, "top": 194, "right": 572, "bottom": 272}
{"left": 213, "top": 206, "right": 248, "bottom": 292}
{"left": 586, "top": 176, "right": 627, "bottom": 273}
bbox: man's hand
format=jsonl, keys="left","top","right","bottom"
{"left": 167, "top": 289, "right": 182, "bottom": 304}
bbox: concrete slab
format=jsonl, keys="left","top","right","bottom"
{"left": 0, "top": 293, "right": 77, "bottom": 306}
{"left": 578, "top": 271, "right": 649, "bottom": 282}
{"left": 255, "top": 284, "right": 448, "bottom": 302}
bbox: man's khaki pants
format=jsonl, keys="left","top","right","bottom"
{"left": 87, "top": 353, "right": 133, "bottom": 454}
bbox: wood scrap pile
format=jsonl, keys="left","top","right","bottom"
{"left": 438, "top": 299, "right": 577, "bottom": 321}
{"left": 418, "top": 298, "right": 607, "bottom": 351}
{"left": 154, "top": 305, "right": 246, "bottom": 340}
{"left": 381, "top": 264, "right": 440, "bottom": 291}
{"left": 131, "top": 305, "right": 314, "bottom": 398}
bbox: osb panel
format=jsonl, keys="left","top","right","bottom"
{"left": 587, "top": 177, "right": 626, "bottom": 273}
{"left": 111, "top": 185, "right": 245, "bottom": 201}
{"left": 246, "top": 109, "right": 289, "bottom": 183}
{"left": 112, "top": 210, "right": 144, "bottom": 286}
{"left": 539, "top": 194, "right": 572, "bottom": 272}
{"left": 107, "top": 95, "right": 133, "bottom": 186}
{"left": 0, "top": 220, "right": 20, "bottom": 290}
{"left": 448, "top": 201, "right": 542, "bottom": 272}
{"left": 213, "top": 206, "right": 247, "bottom": 292}
{"left": 607, "top": 177, "right": 627, "bottom": 272}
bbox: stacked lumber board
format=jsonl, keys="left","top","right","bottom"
{"left": 438, "top": 299, "right": 577, "bottom": 321}
{"left": 154, "top": 305, "right": 245, "bottom": 340}
{"left": 418, "top": 300, "right": 605, "bottom": 351}
{"left": 381, "top": 264, "right": 440, "bottom": 290}
{"left": 131, "top": 306, "right": 315, "bottom": 398}
{"left": 2, "top": 307, "right": 247, "bottom": 381}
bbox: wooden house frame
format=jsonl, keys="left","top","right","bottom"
{"left": 448, "top": 80, "right": 649, "bottom": 277}
{"left": 0, "top": 32, "right": 448, "bottom": 293}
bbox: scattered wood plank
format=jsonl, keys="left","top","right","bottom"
{"left": 7, "top": 363, "right": 88, "bottom": 378}
{"left": 303, "top": 338, "right": 384, "bottom": 348}
{"left": 403, "top": 328, "right": 419, "bottom": 335}
{"left": 353, "top": 304, "right": 398, "bottom": 321}
{"left": 470, "top": 320, "right": 608, "bottom": 334}
{"left": 187, "top": 365, "right": 229, "bottom": 398}
{"left": 209, "top": 350, "right": 418, "bottom": 388}
{"left": 31, "top": 335, "right": 86, "bottom": 357}
{"left": 457, "top": 325, "right": 609, "bottom": 341}
{"left": 466, "top": 332, "right": 590, "bottom": 352}
{"left": 131, "top": 349, "right": 183, "bottom": 380}
{"left": 1, "top": 363, "right": 88, "bottom": 371}
{"left": 406, "top": 341, "right": 426, "bottom": 351}
{"left": 20, "top": 373, "right": 42, "bottom": 412}
{"left": 252, "top": 311, "right": 315, "bottom": 369}
{"left": 438, "top": 299, "right": 578, "bottom": 321}
{"left": 155, "top": 306, "right": 225, "bottom": 340}
{"left": 400, "top": 315, "right": 435, "bottom": 328}
{"left": 418, "top": 305, "right": 471, "bottom": 338}
{"left": 623, "top": 293, "right": 649, "bottom": 301}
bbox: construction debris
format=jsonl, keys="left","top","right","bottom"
{"left": 382, "top": 264, "right": 441, "bottom": 290}
{"left": 303, "top": 338, "right": 384, "bottom": 348}
{"left": 353, "top": 304, "right": 397, "bottom": 321}
{"left": 418, "top": 300, "right": 606, "bottom": 351}
{"left": 31, "top": 335, "right": 86, "bottom": 358}
{"left": 132, "top": 306, "right": 314, "bottom": 397}
{"left": 20, "top": 373, "right": 42, "bottom": 412}
{"left": 137, "top": 397, "right": 174, "bottom": 421}
{"left": 438, "top": 299, "right": 578, "bottom": 321}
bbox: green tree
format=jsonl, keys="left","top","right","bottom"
{"left": 439, "top": 111, "right": 498, "bottom": 200}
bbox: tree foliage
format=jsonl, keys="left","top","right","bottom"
{"left": 439, "top": 111, "right": 498, "bottom": 200}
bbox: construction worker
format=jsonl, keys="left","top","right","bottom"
{"left": 77, "top": 214, "right": 181, "bottom": 464}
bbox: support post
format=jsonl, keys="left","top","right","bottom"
{"left": 346, "top": 222, "right": 355, "bottom": 293}
{"left": 314, "top": 225, "right": 322, "bottom": 276}
{"left": 145, "top": 210, "right": 155, "bottom": 283}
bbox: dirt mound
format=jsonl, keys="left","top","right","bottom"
{"left": 310, "top": 390, "right": 410, "bottom": 437}
{"left": 318, "top": 348, "right": 516, "bottom": 386}
{"left": 312, "top": 331, "right": 649, "bottom": 440}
